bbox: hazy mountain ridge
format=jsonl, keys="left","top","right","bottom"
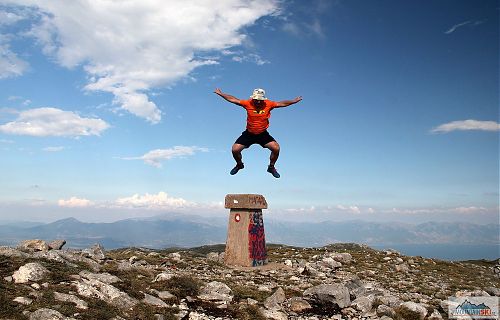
{"left": 0, "top": 215, "right": 497, "bottom": 250}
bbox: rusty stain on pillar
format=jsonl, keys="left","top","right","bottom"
{"left": 224, "top": 194, "right": 268, "bottom": 267}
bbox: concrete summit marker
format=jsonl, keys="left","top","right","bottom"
{"left": 224, "top": 194, "right": 268, "bottom": 267}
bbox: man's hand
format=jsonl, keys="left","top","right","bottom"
{"left": 275, "top": 95, "right": 303, "bottom": 108}
{"left": 214, "top": 88, "right": 241, "bottom": 106}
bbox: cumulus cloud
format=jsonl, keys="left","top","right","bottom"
{"left": 58, "top": 197, "right": 93, "bottom": 208}
{"left": 0, "top": 107, "right": 109, "bottom": 137}
{"left": 122, "top": 146, "right": 209, "bottom": 168}
{"left": 431, "top": 120, "right": 500, "bottom": 133}
{"left": 3, "top": 1, "right": 280, "bottom": 123}
{"left": 114, "top": 191, "right": 192, "bottom": 210}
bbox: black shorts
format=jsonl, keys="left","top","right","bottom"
{"left": 235, "top": 130, "right": 276, "bottom": 148}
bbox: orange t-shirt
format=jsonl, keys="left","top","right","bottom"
{"left": 239, "top": 99, "right": 278, "bottom": 134}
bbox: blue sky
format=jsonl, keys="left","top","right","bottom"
{"left": 0, "top": 0, "right": 498, "bottom": 224}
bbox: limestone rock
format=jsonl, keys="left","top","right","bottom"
{"left": 29, "top": 308, "right": 74, "bottom": 320}
{"left": 143, "top": 293, "right": 168, "bottom": 308}
{"left": 303, "top": 283, "right": 351, "bottom": 308}
{"left": 188, "top": 312, "right": 211, "bottom": 320}
{"left": 48, "top": 239, "right": 66, "bottom": 250}
{"left": 13, "top": 296, "right": 33, "bottom": 305}
{"left": 377, "top": 304, "right": 396, "bottom": 318}
{"left": 395, "top": 263, "right": 409, "bottom": 273}
{"left": 0, "top": 246, "right": 30, "bottom": 258}
{"left": 329, "top": 252, "right": 352, "bottom": 264}
{"left": 153, "top": 272, "right": 175, "bottom": 282}
{"left": 399, "top": 301, "right": 427, "bottom": 320}
{"left": 79, "top": 270, "right": 120, "bottom": 284}
{"left": 264, "top": 287, "right": 286, "bottom": 310}
{"left": 485, "top": 287, "right": 500, "bottom": 296}
{"left": 72, "top": 278, "right": 138, "bottom": 309}
{"left": 352, "top": 295, "right": 375, "bottom": 313}
{"left": 54, "top": 292, "right": 88, "bottom": 309}
{"left": 288, "top": 297, "right": 312, "bottom": 313}
{"left": 82, "top": 244, "right": 106, "bottom": 261}
{"left": 260, "top": 308, "right": 288, "bottom": 320}
{"left": 428, "top": 309, "right": 443, "bottom": 320}
{"left": 19, "top": 240, "right": 49, "bottom": 252}
{"left": 198, "top": 281, "right": 233, "bottom": 303}
{"left": 12, "top": 262, "right": 50, "bottom": 283}
{"left": 345, "top": 276, "right": 366, "bottom": 299}
{"left": 321, "top": 257, "right": 342, "bottom": 268}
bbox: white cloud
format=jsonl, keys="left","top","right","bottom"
{"left": 0, "top": 40, "right": 29, "bottom": 79}
{"left": 0, "top": 10, "right": 23, "bottom": 25}
{"left": 114, "top": 191, "right": 192, "bottom": 210}
{"left": 0, "top": 107, "right": 109, "bottom": 137}
{"left": 336, "top": 205, "right": 361, "bottom": 214}
{"left": 444, "top": 20, "right": 471, "bottom": 34}
{"left": 122, "top": 146, "right": 209, "bottom": 168}
{"left": 42, "top": 146, "right": 64, "bottom": 152}
{"left": 431, "top": 119, "right": 500, "bottom": 133}
{"left": 4, "top": 1, "right": 280, "bottom": 123}
{"left": 58, "top": 197, "right": 93, "bottom": 208}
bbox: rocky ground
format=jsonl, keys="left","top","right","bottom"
{"left": 0, "top": 240, "right": 499, "bottom": 320}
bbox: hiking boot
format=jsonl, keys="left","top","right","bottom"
{"left": 230, "top": 163, "right": 244, "bottom": 175}
{"left": 267, "top": 165, "right": 280, "bottom": 178}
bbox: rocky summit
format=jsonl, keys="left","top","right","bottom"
{"left": 0, "top": 240, "right": 499, "bottom": 320}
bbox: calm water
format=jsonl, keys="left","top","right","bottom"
{"left": 371, "top": 244, "right": 499, "bottom": 261}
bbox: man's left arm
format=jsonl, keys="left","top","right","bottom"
{"left": 275, "top": 96, "right": 303, "bottom": 108}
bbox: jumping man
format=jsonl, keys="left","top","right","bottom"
{"left": 214, "top": 88, "right": 302, "bottom": 178}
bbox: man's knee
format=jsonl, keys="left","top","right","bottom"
{"left": 267, "top": 141, "right": 280, "bottom": 153}
{"left": 232, "top": 144, "right": 244, "bottom": 154}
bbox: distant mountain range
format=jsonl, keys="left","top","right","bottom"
{"left": 0, "top": 214, "right": 497, "bottom": 250}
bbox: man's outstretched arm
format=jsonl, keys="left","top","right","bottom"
{"left": 275, "top": 96, "right": 303, "bottom": 108}
{"left": 214, "top": 88, "right": 242, "bottom": 106}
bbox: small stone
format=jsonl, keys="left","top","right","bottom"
{"left": 247, "top": 298, "right": 259, "bottom": 305}
{"left": 31, "top": 283, "right": 41, "bottom": 290}
{"left": 4, "top": 276, "right": 13, "bottom": 282}
{"left": 288, "top": 297, "right": 312, "bottom": 313}
{"left": 153, "top": 272, "right": 174, "bottom": 282}
{"left": 284, "top": 259, "right": 293, "bottom": 267}
{"left": 13, "top": 296, "right": 33, "bottom": 305}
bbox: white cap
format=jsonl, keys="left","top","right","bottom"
{"left": 250, "top": 88, "right": 267, "bottom": 100}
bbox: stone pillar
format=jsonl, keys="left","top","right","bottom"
{"left": 224, "top": 194, "right": 268, "bottom": 267}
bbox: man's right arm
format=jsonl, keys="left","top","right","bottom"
{"left": 214, "top": 88, "right": 242, "bottom": 106}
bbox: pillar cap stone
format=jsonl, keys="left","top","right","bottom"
{"left": 225, "top": 194, "right": 267, "bottom": 209}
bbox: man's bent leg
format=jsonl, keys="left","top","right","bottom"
{"left": 264, "top": 141, "right": 280, "bottom": 178}
{"left": 230, "top": 143, "right": 246, "bottom": 175}
{"left": 232, "top": 143, "right": 246, "bottom": 166}
{"left": 264, "top": 141, "right": 280, "bottom": 166}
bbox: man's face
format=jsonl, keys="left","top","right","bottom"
{"left": 252, "top": 99, "right": 265, "bottom": 107}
